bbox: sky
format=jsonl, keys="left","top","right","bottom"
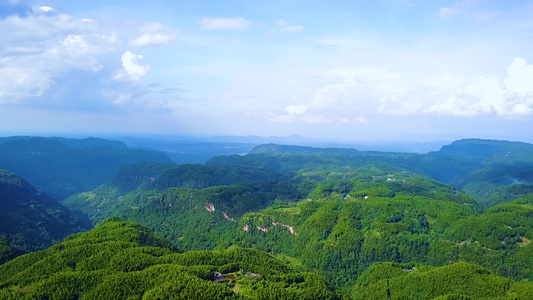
{"left": 0, "top": 0, "right": 532, "bottom": 142}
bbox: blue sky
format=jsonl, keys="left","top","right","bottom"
{"left": 0, "top": 0, "right": 532, "bottom": 142}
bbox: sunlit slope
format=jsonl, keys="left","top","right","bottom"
{"left": 0, "top": 219, "right": 338, "bottom": 300}
{"left": 64, "top": 162, "right": 309, "bottom": 250}
{"left": 0, "top": 170, "right": 91, "bottom": 256}
{"left": 240, "top": 195, "right": 533, "bottom": 285}
{"left": 350, "top": 261, "right": 533, "bottom": 299}
{"left": 64, "top": 160, "right": 497, "bottom": 285}
{"left": 62, "top": 141, "right": 533, "bottom": 290}
{"left": 65, "top": 163, "right": 533, "bottom": 288}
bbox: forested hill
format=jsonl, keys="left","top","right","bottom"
{"left": 0, "top": 219, "right": 339, "bottom": 299}
{"left": 436, "top": 138, "right": 533, "bottom": 158}
{"left": 0, "top": 136, "right": 173, "bottom": 200}
{"left": 4, "top": 137, "right": 533, "bottom": 298}
{"left": 0, "top": 170, "right": 91, "bottom": 260}
{"left": 212, "top": 139, "right": 533, "bottom": 207}
{"left": 0, "top": 136, "right": 129, "bottom": 150}
{"left": 249, "top": 138, "right": 533, "bottom": 160}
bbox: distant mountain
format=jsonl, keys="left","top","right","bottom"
{"left": 0, "top": 136, "right": 173, "bottom": 200}
{"left": 0, "top": 170, "right": 91, "bottom": 257}
{"left": 235, "top": 139, "right": 533, "bottom": 193}
{"left": 0, "top": 136, "right": 127, "bottom": 149}
{"left": 117, "top": 136, "right": 256, "bottom": 164}
{"left": 436, "top": 138, "right": 533, "bottom": 158}
{"left": 115, "top": 135, "right": 447, "bottom": 165}
{"left": 49, "top": 136, "right": 129, "bottom": 149}
{"left": 209, "top": 134, "right": 312, "bottom": 145}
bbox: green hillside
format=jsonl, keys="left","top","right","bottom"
{"left": 63, "top": 161, "right": 310, "bottom": 250}
{"left": 0, "top": 219, "right": 338, "bottom": 300}
{"left": 62, "top": 139, "right": 533, "bottom": 292}
{"left": 0, "top": 170, "right": 91, "bottom": 256}
{"left": 7, "top": 138, "right": 532, "bottom": 298}
{"left": 351, "top": 261, "right": 533, "bottom": 299}
{"left": 0, "top": 238, "right": 23, "bottom": 265}
{"left": 64, "top": 160, "right": 499, "bottom": 287}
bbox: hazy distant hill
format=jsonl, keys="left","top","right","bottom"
{"left": 221, "top": 139, "right": 533, "bottom": 206}
{"left": 0, "top": 136, "right": 173, "bottom": 200}
{"left": 436, "top": 138, "right": 533, "bottom": 158}
{"left": 117, "top": 136, "right": 256, "bottom": 164}
{"left": 116, "top": 135, "right": 447, "bottom": 165}
{"left": 0, "top": 170, "right": 91, "bottom": 258}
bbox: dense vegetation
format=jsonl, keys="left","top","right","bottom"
{"left": 0, "top": 170, "right": 91, "bottom": 255}
{"left": 3, "top": 138, "right": 533, "bottom": 299}
{"left": 0, "top": 136, "right": 172, "bottom": 200}
{"left": 0, "top": 219, "right": 338, "bottom": 299}
{"left": 351, "top": 261, "right": 533, "bottom": 299}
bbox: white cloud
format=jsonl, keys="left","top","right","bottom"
{"left": 31, "top": 6, "right": 54, "bottom": 14}
{"left": 130, "top": 33, "right": 176, "bottom": 47}
{"left": 425, "top": 95, "right": 480, "bottom": 117}
{"left": 98, "top": 31, "right": 119, "bottom": 44}
{"left": 62, "top": 34, "right": 90, "bottom": 56}
{"left": 425, "top": 58, "right": 533, "bottom": 118}
{"left": 505, "top": 58, "right": 533, "bottom": 96}
{"left": 0, "top": 67, "right": 52, "bottom": 102}
{"left": 39, "top": 6, "right": 54, "bottom": 12}
{"left": 0, "top": 3, "right": 181, "bottom": 116}
{"left": 310, "top": 67, "right": 403, "bottom": 110}
{"left": 129, "top": 23, "right": 177, "bottom": 47}
{"left": 285, "top": 104, "right": 307, "bottom": 114}
{"left": 300, "top": 58, "right": 533, "bottom": 120}
{"left": 0, "top": 12, "right": 121, "bottom": 103}
{"left": 280, "top": 25, "right": 305, "bottom": 33}
{"left": 113, "top": 51, "right": 151, "bottom": 81}
{"left": 198, "top": 17, "right": 251, "bottom": 31}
